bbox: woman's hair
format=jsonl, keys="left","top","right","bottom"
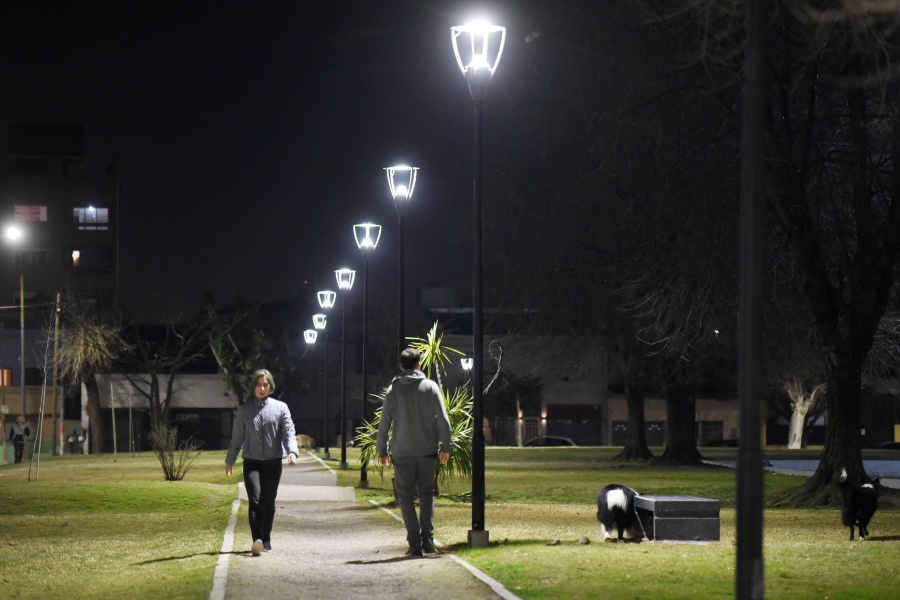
{"left": 252, "top": 369, "right": 275, "bottom": 393}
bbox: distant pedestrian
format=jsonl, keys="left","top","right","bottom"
{"left": 377, "top": 347, "right": 452, "bottom": 557}
{"left": 226, "top": 369, "right": 299, "bottom": 556}
{"left": 8, "top": 415, "right": 30, "bottom": 464}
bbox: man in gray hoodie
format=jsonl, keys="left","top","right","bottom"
{"left": 377, "top": 347, "right": 452, "bottom": 557}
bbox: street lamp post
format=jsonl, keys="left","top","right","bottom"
{"left": 4, "top": 224, "right": 26, "bottom": 417}
{"left": 353, "top": 223, "right": 381, "bottom": 488}
{"left": 385, "top": 165, "right": 418, "bottom": 358}
{"left": 451, "top": 20, "right": 505, "bottom": 548}
{"left": 317, "top": 290, "right": 336, "bottom": 460}
{"left": 335, "top": 268, "right": 356, "bottom": 470}
{"left": 312, "top": 314, "right": 327, "bottom": 454}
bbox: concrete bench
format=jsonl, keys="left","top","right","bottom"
{"left": 634, "top": 495, "right": 720, "bottom": 542}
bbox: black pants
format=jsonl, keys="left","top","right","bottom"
{"left": 13, "top": 439, "right": 25, "bottom": 463}
{"left": 242, "top": 458, "right": 283, "bottom": 543}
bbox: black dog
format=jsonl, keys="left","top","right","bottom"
{"left": 597, "top": 484, "right": 640, "bottom": 542}
{"left": 838, "top": 468, "right": 879, "bottom": 541}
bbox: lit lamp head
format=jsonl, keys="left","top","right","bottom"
{"left": 313, "top": 314, "right": 327, "bottom": 331}
{"left": 353, "top": 223, "right": 382, "bottom": 254}
{"left": 304, "top": 329, "right": 318, "bottom": 344}
{"left": 385, "top": 165, "right": 419, "bottom": 216}
{"left": 451, "top": 21, "right": 506, "bottom": 101}
{"left": 461, "top": 356, "right": 474, "bottom": 371}
{"left": 4, "top": 223, "right": 24, "bottom": 245}
{"left": 317, "top": 290, "right": 336, "bottom": 310}
{"left": 335, "top": 268, "right": 356, "bottom": 292}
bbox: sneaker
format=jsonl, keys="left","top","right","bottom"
{"left": 263, "top": 541, "right": 272, "bottom": 552}
{"left": 251, "top": 539, "right": 264, "bottom": 556}
{"left": 405, "top": 546, "right": 423, "bottom": 557}
{"left": 422, "top": 537, "right": 437, "bottom": 553}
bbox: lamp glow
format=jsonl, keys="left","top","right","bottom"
{"left": 304, "top": 329, "right": 318, "bottom": 344}
{"left": 335, "top": 268, "right": 356, "bottom": 291}
{"left": 385, "top": 165, "right": 419, "bottom": 201}
{"left": 318, "top": 290, "right": 336, "bottom": 310}
{"left": 353, "top": 223, "right": 382, "bottom": 251}
{"left": 451, "top": 22, "right": 506, "bottom": 77}
{"left": 313, "top": 314, "right": 327, "bottom": 330}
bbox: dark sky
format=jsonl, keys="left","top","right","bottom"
{"left": 0, "top": 1, "right": 529, "bottom": 321}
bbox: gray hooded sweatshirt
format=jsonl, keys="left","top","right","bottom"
{"left": 376, "top": 369, "right": 452, "bottom": 459}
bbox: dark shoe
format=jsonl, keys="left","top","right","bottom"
{"left": 422, "top": 537, "right": 437, "bottom": 553}
{"left": 263, "top": 541, "right": 272, "bottom": 552}
{"left": 251, "top": 539, "right": 263, "bottom": 556}
{"left": 405, "top": 546, "right": 423, "bottom": 557}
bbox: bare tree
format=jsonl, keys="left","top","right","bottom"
{"left": 123, "top": 317, "right": 216, "bottom": 429}
{"left": 56, "top": 302, "right": 127, "bottom": 454}
{"left": 649, "top": 0, "right": 900, "bottom": 503}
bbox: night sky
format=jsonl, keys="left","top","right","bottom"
{"left": 0, "top": 1, "right": 531, "bottom": 321}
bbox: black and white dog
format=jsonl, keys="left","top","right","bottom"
{"left": 597, "top": 484, "right": 641, "bottom": 542}
{"left": 838, "top": 468, "right": 879, "bottom": 541}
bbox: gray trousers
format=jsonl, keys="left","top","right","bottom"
{"left": 392, "top": 455, "right": 438, "bottom": 548}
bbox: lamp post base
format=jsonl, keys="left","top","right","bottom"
{"left": 339, "top": 462, "right": 348, "bottom": 470}
{"left": 467, "top": 530, "right": 490, "bottom": 548}
{"left": 323, "top": 452, "right": 331, "bottom": 460}
{"left": 358, "top": 479, "right": 369, "bottom": 489}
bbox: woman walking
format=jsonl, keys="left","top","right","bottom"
{"left": 226, "top": 369, "right": 299, "bottom": 556}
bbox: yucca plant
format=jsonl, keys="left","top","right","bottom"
{"left": 355, "top": 322, "right": 472, "bottom": 493}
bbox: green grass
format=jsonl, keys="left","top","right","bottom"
{"left": 344, "top": 446, "right": 900, "bottom": 600}
{"left": 1, "top": 447, "right": 898, "bottom": 599}
{"left": 0, "top": 452, "right": 236, "bottom": 600}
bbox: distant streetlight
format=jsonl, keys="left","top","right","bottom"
{"left": 317, "top": 291, "right": 336, "bottom": 459}
{"left": 304, "top": 329, "right": 318, "bottom": 344}
{"left": 451, "top": 19, "right": 506, "bottom": 548}
{"left": 4, "top": 223, "right": 26, "bottom": 417}
{"left": 353, "top": 223, "right": 381, "bottom": 488}
{"left": 335, "top": 268, "right": 356, "bottom": 470}
{"left": 385, "top": 165, "right": 418, "bottom": 358}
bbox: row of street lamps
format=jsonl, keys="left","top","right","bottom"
{"left": 300, "top": 21, "right": 506, "bottom": 548}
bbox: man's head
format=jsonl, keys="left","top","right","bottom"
{"left": 399, "top": 347, "right": 421, "bottom": 371}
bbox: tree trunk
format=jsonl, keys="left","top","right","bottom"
{"left": 614, "top": 388, "right": 654, "bottom": 461}
{"left": 786, "top": 408, "right": 808, "bottom": 450}
{"left": 785, "top": 381, "right": 822, "bottom": 450}
{"left": 84, "top": 374, "right": 104, "bottom": 454}
{"left": 658, "top": 383, "right": 702, "bottom": 464}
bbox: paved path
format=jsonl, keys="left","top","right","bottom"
{"left": 211, "top": 453, "right": 516, "bottom": 600}
{"left": 708, "top": 459, "right": 900, "bottom": 489}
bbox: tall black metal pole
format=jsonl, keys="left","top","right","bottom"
{"left": 322, "top": 327, "right": 331, "bottom": 460}
{"left": 397, "top": 212, "right": 406, "bottom": 357}
{"left": 359, "top": 255, "right": 370, "bottom": 487}
{"left": 339, "top": 294, "right": 348, "bottom": 470}
{"left": 736, "top": 0, "right": 765, "bottom": 597}
{"left": 469, "top": 95, "right": 487, "bottom": 546}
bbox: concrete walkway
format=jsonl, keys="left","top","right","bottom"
{"left": 210, "top": 453, "right": 517, "bottom": 600}
{"left": 707, "top": 459, "right": 900, "bottom": 489}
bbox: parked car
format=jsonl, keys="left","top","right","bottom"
{"left": 877, "top": 441, "right": 900, "bottom": 450}
{"left": 523, "top": 436, "right": 577, "bottom": 447}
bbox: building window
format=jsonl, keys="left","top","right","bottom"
{"left": 71, "top": 246, "right": 112, "bottom": 269}
{"left": 14, "top": 249, "right": 47, "bottom": 266}
{"left": 14, "top": 205, "right": 48, "bottom": 222}
{"left": 73, "top": 206, "right": 109, "bottom": 230}
{"left": 697, "top": 420, "right": 724, "bottom": 446}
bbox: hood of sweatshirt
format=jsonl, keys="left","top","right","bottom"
{"left": 393, "top": 369, "right": 427, "bottom": 386}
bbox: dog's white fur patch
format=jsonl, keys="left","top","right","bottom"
{"left": 606, "top": 488, "right": 629, "bottom": 512}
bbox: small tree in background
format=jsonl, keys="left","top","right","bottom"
{"left": 356, "top": 322, "right": 473, "bottom": 495}
{"left": 148, "top": 425, "right": 202, "bottom": 481}
{"left": 56, "top": 302, "right": 128, "bottom": 454}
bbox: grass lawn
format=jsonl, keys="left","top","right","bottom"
{"left": 1, "top": 446, "right": 897, "bottom": 599}
{"left": 347, "top": 446, "right": 900, "bottom": 600}
{"left": 0, "top": 452, "right": 236, "bottom": 600}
